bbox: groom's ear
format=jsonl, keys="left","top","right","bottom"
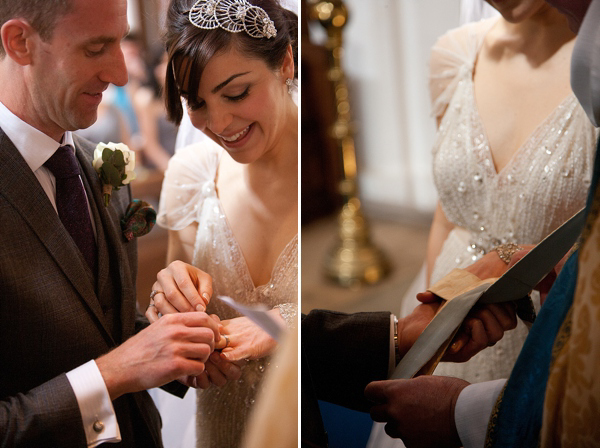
{"left": 1, "top": 19, "right": 36, "bottom": 65}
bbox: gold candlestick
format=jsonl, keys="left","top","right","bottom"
{"left": 308, "top": 0, "right": 389, "bottom": 287}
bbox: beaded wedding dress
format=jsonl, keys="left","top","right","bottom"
{"left": 368, "top": 17, "right": 597, "bottom": 448}
{"left": 157, "top": 141, "right": 298, "bottom": 448}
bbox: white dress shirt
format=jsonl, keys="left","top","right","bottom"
{"left": 455, "top": 379, "right": 506, "bottom": 448}
{"left": 0, "top": 101, "right": 120, "bottom": 446}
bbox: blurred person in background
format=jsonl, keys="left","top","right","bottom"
{"left": 134, "top": 45, "right": 178, "bottom": 172}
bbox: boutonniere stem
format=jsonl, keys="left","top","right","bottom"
{"left": 92, "top": 142, "right": 136, "bottom": 206}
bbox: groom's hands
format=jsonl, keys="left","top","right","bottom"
{"left": 366, "top": 375, "right": 468, "bottom": 447}
{"left": 96, "top": 312, "right": 220, "bottom": 400}
{"left": 145, "top": 261, "right": 248, "bottom": 389}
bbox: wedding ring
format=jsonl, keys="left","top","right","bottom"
{"left": 223, "top": 334, "right": 230, "bottom": 348}
{"left": 150, "top": 290, "right": 164, "bottom": 300}
{"left": 147, "top": 303, "right": 155, "bottom": 309}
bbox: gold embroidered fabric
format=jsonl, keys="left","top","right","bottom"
{"left": 541, "top": 189, "right": 600, "bottom": 447}
{"left": 484, "top": 381, "right": 508, "bottom": 448}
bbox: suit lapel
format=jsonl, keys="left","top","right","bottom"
{"left": 75, "top": 136, "right": 137, "bottom": 340}
{"left": 78, "top": 138, "right": 161, "bottom": 442}
{"left": 77, "top": 143, "right": 114, "bottom": 303}
{"left": 0, "top": 131, "right": 114, "bottom": 340}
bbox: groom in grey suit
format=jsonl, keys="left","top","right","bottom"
{"left": 0, "top": 0, "right": 220, "bottom": 446}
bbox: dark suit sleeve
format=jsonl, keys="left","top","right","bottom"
{"left": 302, "top": 309, "right": 391, "bottom": 412}
{"left": 0, "top": 375, "right": 86, "bottom": 447}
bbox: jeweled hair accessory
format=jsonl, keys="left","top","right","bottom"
{"left": 189, "top": 0, "right": 277, "bottom": 39}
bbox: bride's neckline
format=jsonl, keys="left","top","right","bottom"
{"left": 217, "top": 196, "right": 297, "bottom": 290}
{"left": 468, "top": 21, "right": 575, "bottom": 176}
{"left": 468, "top": 78, "right": 575, "bottom": 177}
{"left": 212, "top": 151, "right": 297, "bottom": 290}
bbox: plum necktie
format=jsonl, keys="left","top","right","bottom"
{"left": 44, "top": 146, "right": 97, "bottom": 273}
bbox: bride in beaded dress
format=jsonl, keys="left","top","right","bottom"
{"left": 370, "top": 0, "right": 598, "bottom": 446}
{"left": 147, "top": 0, "right": 298, "bottom": 446}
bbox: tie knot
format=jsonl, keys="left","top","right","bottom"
{"left": 44, "top": 146, "right": 80, "bottom": 179}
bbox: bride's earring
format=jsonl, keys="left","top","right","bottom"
{"left": 285, "top": 78, "right": 293, "bottom": 95}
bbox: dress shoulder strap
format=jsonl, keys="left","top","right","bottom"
{"left": 429, "top": 17, "right": 497, "bottom": 121}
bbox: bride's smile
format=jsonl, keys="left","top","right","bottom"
{"left": 177, "top": 45, "right": 296, "bottom": 164}
{"left": 218, "top": 124, "right": 251, "bottom": 143}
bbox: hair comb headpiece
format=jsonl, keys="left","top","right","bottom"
{"left": 189, "top": 0, "right": 277, "bottom": 39}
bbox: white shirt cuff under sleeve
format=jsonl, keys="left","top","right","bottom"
{"left": 66, "top": 360, "right": 121, "bottom": 446}
{"left": 455, "top": 379, "right": 506, "bottom": 448}
{"left": 388, "top": 314, "right": 396, "bottom": 377}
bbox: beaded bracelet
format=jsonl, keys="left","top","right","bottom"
{"left": 490, "top": 243, "right": 524, "bottom": 264}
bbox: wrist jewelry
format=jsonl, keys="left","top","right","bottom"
{"left": 393, "top": 314, "right": 400, "bottom": 365}
{"left": 490, "top": 243, "right": 524, "bottom": 264}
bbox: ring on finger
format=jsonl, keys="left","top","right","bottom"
{"left": 223, "top": 334, "right": 230, "bottom": 348}
{"left": 150, "top": 290, "right": 164, "bottom": 300}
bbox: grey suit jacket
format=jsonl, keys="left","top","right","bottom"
{"left": 0, "top": 129, "right": 162, "bottom": 447}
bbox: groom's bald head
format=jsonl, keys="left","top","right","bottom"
{"left": 0, "top": 0, "right": 74, "bottom": 56}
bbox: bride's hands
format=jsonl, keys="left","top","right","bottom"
{"left": 217, "top": 312, "right": 281, "bottom": 362}
{"left": 185, "top": 311, "right": 280, "bottom": 388}
{"left": 146, "top": 260, "right": 214, "bottom": 322}
{"left": 195, "top": 352, "right": 244, "bottom": 389}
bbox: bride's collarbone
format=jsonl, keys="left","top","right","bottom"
{"left": 236, "top": 222, "right": 295, "bottom": 286}
{"left": 214, "top": 161, "right": 297, "bottom": 282}
{"left": 473, "top": 64, "right": 572, "bottom": 170}
{"left": 222, "top": 197, "right": 296, "bottom": 273}
{"left": 231, "top": 206, "right": 296, "bottom": 253}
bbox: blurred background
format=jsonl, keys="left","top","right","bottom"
{"left": 302, "top": 0, "right": 465, "bottom": 315}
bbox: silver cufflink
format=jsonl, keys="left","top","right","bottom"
{"left": 93, "top": 420, "right": 105, "bottom": 433}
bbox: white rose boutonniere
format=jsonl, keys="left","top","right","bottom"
{"left": 92, "top": 142, "right": 136, "bottom": 206}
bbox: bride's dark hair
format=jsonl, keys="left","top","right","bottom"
{"left": 164, "top": 0, "right": 298, "bottom": 125}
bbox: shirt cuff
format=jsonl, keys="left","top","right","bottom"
{"left": 66, "top": 360, "right": 121, "bottom": 447}
{"left": 388, "top": 314, "right": 396, "bottom": 377}
{"left": 455, "top": 379, "right": 506, "bottom": 448}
